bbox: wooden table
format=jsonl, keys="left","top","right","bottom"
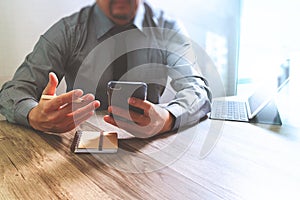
{"left": 1, "top": 110, "right": 300, "bottom": 200}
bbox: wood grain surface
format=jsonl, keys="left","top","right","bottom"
{"left": 1, "top": 113, "right": 300, "bottom": 200}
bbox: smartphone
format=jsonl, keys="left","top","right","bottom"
{"left": 107, "top": 81, "right": 147, "bottom": 117}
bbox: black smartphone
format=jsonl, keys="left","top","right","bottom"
{"left": 107, "top": 81, "right": 147, "bottom": 117}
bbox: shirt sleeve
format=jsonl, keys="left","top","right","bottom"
{"left": 0, "top": 19, "right": 70, "bottom": 127}
{"left": 161, "top": 21, "right": 212, "bottom": 131}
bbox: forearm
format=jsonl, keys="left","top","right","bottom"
{"left": 0, "top": 58, "right": 57, "bottom": 126}
{"left": 164, "top": 76, "right": 211, "bottom": 130}
{"left": 0, "top": 22, "right": 70, "bottom": 127}
{"left": 0, "top": 84, "right": 38, "bottom": 126}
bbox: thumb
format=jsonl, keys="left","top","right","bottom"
{"left": 42, "top": 72, "right": 58, "bottom": 95}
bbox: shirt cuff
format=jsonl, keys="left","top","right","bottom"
{"left": 163, "top": 103, "right": 184, "bottom": 131}
{"left": 15, "top": 99, "right": 38, "bottom": 127}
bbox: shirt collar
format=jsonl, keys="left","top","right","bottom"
{"left": 93, "top": 3, "right": 145, "bottom": 40}
{"left": 133, "top": 2, "right": 145, "bottom": 31}
{"left": 93, "top": 4, "right": 114, "bottom": 39}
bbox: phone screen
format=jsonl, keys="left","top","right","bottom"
{"left": 107, "top": 81, "right": 147, "bottom": 116}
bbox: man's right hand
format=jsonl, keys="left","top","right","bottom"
{"left": 28, "top": 72, "right": 100, "bottom": 133}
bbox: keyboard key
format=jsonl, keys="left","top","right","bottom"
{"left": 210, "top": 100, "right": 248, "bottom": 121}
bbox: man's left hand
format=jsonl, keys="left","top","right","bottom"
{"left": 103, "top": 98, "right": 174, "bottom": 138}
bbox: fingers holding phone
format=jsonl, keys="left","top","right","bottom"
{"left": 105, "top": 81, "right": 174, "bottom": 138}
{"left": 104, "top": 98, "right": 174, "bottom": 138}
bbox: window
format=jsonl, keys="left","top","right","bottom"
{"left": 150, "top": 0, "right": 241, "bottom": 97}
{"left": 237, "top": 0, "right": 300, "bottom": 96}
